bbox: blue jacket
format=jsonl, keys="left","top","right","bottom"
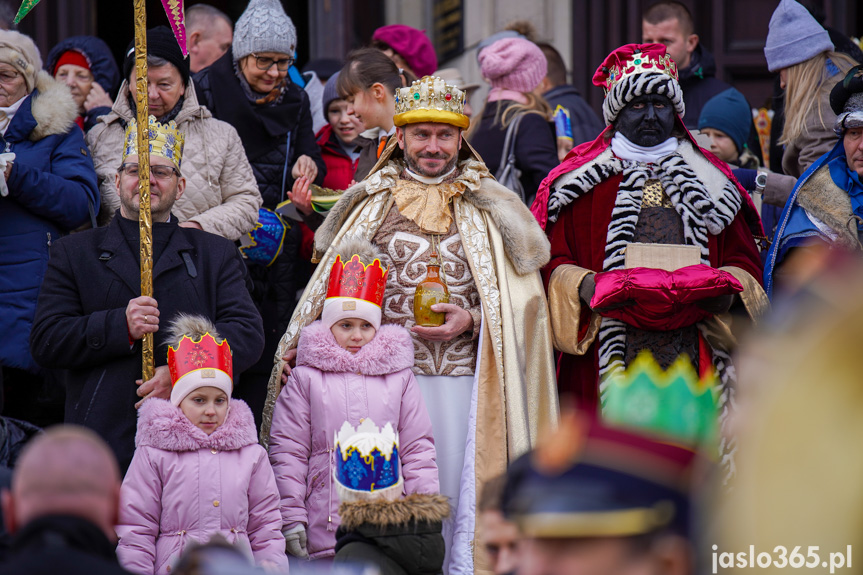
{"left": 764, "top": 140, "right": 856, "bottom": 298}
{"left": 0, "top": 71, "right": 99, "bottom": 372}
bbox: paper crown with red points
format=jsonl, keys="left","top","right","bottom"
{"left": 166, "top": 315, "right": 233, "bottom": 406}
{"left": 592, "top": 43, "right": 685, "bottom": 126}
{"left": 322, "top": 239, "right": 390, "bottom": 331}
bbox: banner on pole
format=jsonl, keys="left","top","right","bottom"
{"left": 13, "top": 0, "right": 41, "bottom": 24}
{"left": 161, "top": 0, "right": 188, "bottom": 57}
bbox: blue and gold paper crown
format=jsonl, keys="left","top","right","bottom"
{"left": 394, "top": 76, "right": 469, "bottom": 130}
{"left": 122, "top": 115, "right": 185, "bottom": 169}
{"left": 334, "top": 419, "right": 402, "bottom": 501}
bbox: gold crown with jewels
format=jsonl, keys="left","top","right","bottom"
{"left": 394, "top": 75, "right": 469, "bottom": 130}
{"left": 122, "top": 115, "right": 185, "bottom": 169}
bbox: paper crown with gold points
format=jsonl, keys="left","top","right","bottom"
{"left": 394, "top": 75, "right": 469, "bottom": 130}
{"left": 122, "top": 115, "right": 185, "bottom": 170}
{"left": 166, "top": 315, "right": 233, "bottom": 406}
{"left": 322, "top": 237, "right": 389, "bottom": 330}
{"left": 334, "top": 419, "right": 403, "bottom": 503}
{"left": 592, "top": 43, "right": 685, "bottom": 126}
{"left": 601, "top": 350, "right": 719, "bottom": 451}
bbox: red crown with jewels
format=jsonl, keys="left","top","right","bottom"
{"left": 326, "top": 254, "right": 389, "bottom": 308}
{"left": 167, "top": 334, "right": 233, "bottom": 385}
{"left": 593, "top": 43, "right": 679, "bottom": 95}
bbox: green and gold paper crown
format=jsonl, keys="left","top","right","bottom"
{"left": 394, "top": 75, "right": 469, "bottom": 130}
{"left": 601, "top": 350, "right": 719, "bottom": 451}
{"left": 122, "top": 115, "right": 185, "bottom": 169}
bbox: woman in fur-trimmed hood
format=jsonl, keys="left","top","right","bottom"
{"left": 0, "top": 29, "right": 99, "bottom": 412}
{"left": 116, "top": 316, "right": 288, "bottom": 574}
{"left": 268, "top": 238, "right": 439, "bottom": 561}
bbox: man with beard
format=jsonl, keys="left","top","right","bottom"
{"left": 264, "top": 75, "right": 558, "bottom": 574}
{"left": 532, "top": 44, "right": 767, "bottom": 476}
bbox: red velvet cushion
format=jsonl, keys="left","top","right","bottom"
{"left": 590, "top": 264, "right": 744, "bottom": 330}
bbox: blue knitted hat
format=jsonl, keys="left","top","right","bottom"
{"left": 764, "top": 0, "right": 833, "bottom": 73}
{"left": 698, "top": 88, "right": 752, "bottom": 153}
{"left": 322, "top": 71, "right": 340, "bottom": 116}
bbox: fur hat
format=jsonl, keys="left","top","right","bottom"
{"left": 166, "top": 314, "right": 233, "bottom": 406}
{"left": 0, "top": 30, "right": 42, "bottom": 93}
{"left": 232, "top": 0, "right": 297, "bottom": 62}
{"left": 593, "top": 43, "right": 684, "bottom": 125}
{"left": 478, "top": 37, "right": 546, "bottom": 94}
{"left": 764, "top": 0, "right": 833, "bottom": 73}
{"left": 831, "top": 66, "right": 863, "bottom": 135}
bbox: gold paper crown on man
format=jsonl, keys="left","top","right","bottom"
{"left": 122, "top": 115, "right": 185, "bottom": 169}
{"left": 394, "top": 76, "right": 469, "bottom": 130}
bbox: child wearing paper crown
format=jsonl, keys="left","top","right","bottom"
{"left": 116, "top": 315, "right": 289, "bottom": 574}
{"left": 268, "top": 237, "right": 439, "bottom": 560}
{"left": 332, "top": 419, "right": 449, "bottom": 574}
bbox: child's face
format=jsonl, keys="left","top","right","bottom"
{"left": 701, "top": 127, "right": 739, "bottom": 165}
{"left": 330, "top": 318, "right": 376, "bottom": 354}
{"left": 345, "top": 87, "right": 380, "bottom": 130}
{"left": 328, "top": 99, "right": 364, "bottom": 145}
{"left": 180, "top": 386, "right": 229, "bottom": 435}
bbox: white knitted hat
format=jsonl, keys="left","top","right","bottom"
{"left": 232, "top": 0, "right": 297, "bottom": 61}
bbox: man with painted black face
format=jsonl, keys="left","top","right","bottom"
{"left": 268, "top": 75, "right": 558, "bottom": 573}
{"left": 532, "top": 44, "right": 766, "bottom": 475}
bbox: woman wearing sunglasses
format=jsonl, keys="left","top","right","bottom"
{"left": 194, "top": 0, "right": 327, "bottom": 428}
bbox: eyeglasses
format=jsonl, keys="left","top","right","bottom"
{"left": 250, "top": 53, "right": 293, "bottom": 72}
{"left": 0, "top": 70, "right": 20, "bottom": 85}
{"left": 119, "top": 163, "right": 179, "bottom": 180}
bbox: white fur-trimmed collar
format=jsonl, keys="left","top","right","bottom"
{"left": 135, "top": 397, "right": 259, "bottom": 452}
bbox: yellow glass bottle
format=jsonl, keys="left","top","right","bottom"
{"left": 413, "top": 252, "right": 450, "bottom": 327}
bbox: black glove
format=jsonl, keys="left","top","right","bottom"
{"left": 696, "top": 294, "right": 735, "bottom": 314}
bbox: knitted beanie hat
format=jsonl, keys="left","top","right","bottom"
{"left": 698, "top": 88, "right": 752, "bottom": 153}
{"left": 123, "top": 26, "right": 190, "bottom": 86}
{"left": 322, "top": 71, "right": 341, "bottom": 116}
{"left": 764, "top": 0, "right": 833, "bottom": 73}
{"left": 478, "top": 37, "right": 547, "bottom": 94}
{"left": 0, "top": 30, "right": 42, "bottom": 93}
{"left": 232, "top": 0, "right": 297, "bottom": 61}
{"left": 372, "top": 25, "right": 438, "bottom": 78}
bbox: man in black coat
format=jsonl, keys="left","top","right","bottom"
{"left": 0, "top": 426, "right": 133, "bottom": 575}
{"left": 29, "top": 117, "right": 264, "bottom": 472}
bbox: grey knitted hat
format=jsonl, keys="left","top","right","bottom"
{"left": 232, "top": 0, "right": 297, "bottom": 61}
{"left": 764, "top": 0, "right": 833, "bottom": 73}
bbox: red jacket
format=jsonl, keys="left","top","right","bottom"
{"left": 316, "top": 124, "right": 359, "bottom": 191}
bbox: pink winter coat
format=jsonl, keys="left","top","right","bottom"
{"left": 117, "top": 398, "right": 289, "bottom": 574}
{"left": 268, "top": 321, "right": 439, "bottom": 559}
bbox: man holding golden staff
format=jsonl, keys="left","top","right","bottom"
{"left": 265, "top": 76, "right": 558, "bottom": 574}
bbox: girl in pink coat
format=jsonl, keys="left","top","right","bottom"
{"left": 269, "top": 240, "right": 439, "bottom": 560}
{"left": 117, "top": 316, "right": 289, "bottom": 574}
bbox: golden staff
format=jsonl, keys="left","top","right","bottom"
{"left": 133, "top": 0, "right": 154, "bottom": 382}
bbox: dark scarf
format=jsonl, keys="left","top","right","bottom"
{"left": 205, "top": 51, "right": 302, "bottom": 160}
{"left": 116, "top": 211, "right": 177, "bottom": 266}
{"left": 126, "top": 93, "right": 185, "bottom": 126}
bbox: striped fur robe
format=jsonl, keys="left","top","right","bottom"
{"left": 541, "top": 133, "right": 768, "bottom": 478}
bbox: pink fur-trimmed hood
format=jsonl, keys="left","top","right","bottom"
{"left": 296, "top": 321, "right": 414, "bottom": 375}
{"left": 135, "top": 397, "right": 259, "bottom": 452}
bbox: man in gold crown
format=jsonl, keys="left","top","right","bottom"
{"left": 264, "top": 75, "right": 559, "bottom": 574}
{"left": 30, "top": 116, "right": 264, "bottom": 473}
{"left": 532, "top": 44, "right": 768, "bottom": 478}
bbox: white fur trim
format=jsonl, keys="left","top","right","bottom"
{"left": 322, "top": 297, "right": 382, "bottom": 330}
{"left": 170, "top": 369, "right": 233, "bottom": 406}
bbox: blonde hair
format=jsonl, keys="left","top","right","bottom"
{"left": 781, "top": 51, "right": 859, "bottom": 146}
{"left": 466, "top": 92, "right": 552, "bottom": 140}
